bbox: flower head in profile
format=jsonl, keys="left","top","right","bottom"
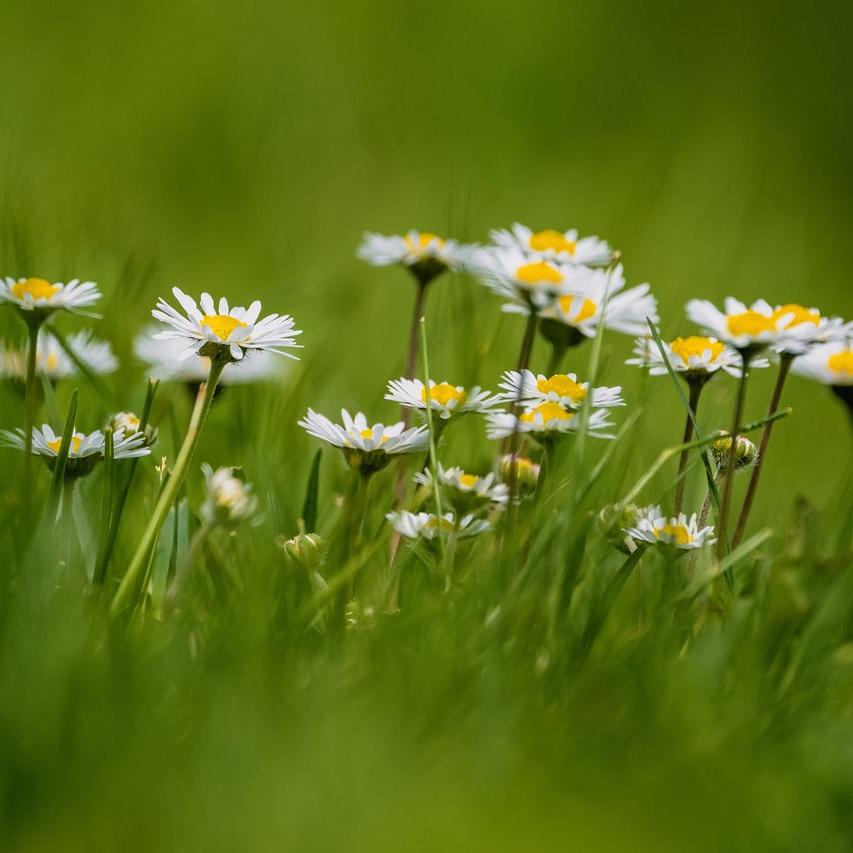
{"left": 792, "top": 340, "right": 853, "bottom": 388}
{"left": 386, "top": 510, "right": 491, "bottom": 541}
{"left": 497, "top": 369, "right": 624, "bottom": 410}
{"left": 0, "top": 277, "right": 101, "bottom": 317}
{"left": 472, "top": 246, "right": 575, "bottom": 309}
{"left": 107, "top": 411, "right": 158, "bottom": 448}
{"left": 0, "top": 330, "right": 117, "bottom": 381}
{"left": 490, "top": 224, "right": 614, "bottom": 267}
{"left": 414, "top": 464, "right": 509, "bottom": 510}
{"left": 770, "top": 305, "right": 851, "bottom": 355}
{"left": 486, "top": 403, "right": 615, "bottom": 442}
{"left": 1, "top": 424, "right": 150, "bottom": 478}
{"left": 625, "top": 505, "right": 716, "bottom": 551}
{"left": 357, "top": 231, "right": 473, "bottom": 285}
{"left": 298, "top": 408, "right": 428, "bottom": 474}
{"left": 134, "top": 325, "right": 282, "bottom": 385}
{"left": 152, "top": 288, "right": 302, "bottom": 364}
{"left": 385, "top": 378, "right": 501, "bottom": 420}
{"left": 200, "top": 464, "right": 258, "bottom": 526}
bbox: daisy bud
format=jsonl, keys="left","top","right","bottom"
{"left": 710, "top": 433, "right": 758, "bottom": 470}
{"left": 200, "top": 464, "right": 258, "bottom": 525}
{"left": 597, "top": 503, "right": 641, "bottom": 553}
{"left": 107, "top": 411, "right": 157, "bottom": 447}
{"left": 500, "top": 453, "right": 540, "bottom": 494}
{"left": 279, "top": 531, "right": 327, "bottom": 569}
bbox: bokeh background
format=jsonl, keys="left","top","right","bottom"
{"left": 2, "top": 1, "right": 853, "bottom": 850}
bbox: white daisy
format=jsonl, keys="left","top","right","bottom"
{"left": 496, "top": 369, "right": 624, "bottom": 409}
{"left": 491, "top": 223, "right": 614, "bottom": 266}
{"left": 134, "top": 325, "right": 282, "bottom": 385}
{"left": 151, "top": 288, "right": 302, "bottom": 363}
{"left": 485, "top": 403, "right": 615, "bottom": 441}
{"left": 386, "top": 510, "right": 491, "bottom": 541}
{"left": 685, "top": 298, "right": 790, "bottom": 352}
{"left": 357, "top": 231, "right": 473, "bottom": 282}
{"left": 0, "top": 330, "right": 117, "bottom": 381}
{"left": 769, "top": 303, "right": 852, "bottom": 355}
{"left": 791, "top": 341, "right": 853, "bottom": 388}
{"left": 625, "top": 335, "right": 766, "bottom": 379}
{"left": 0, "top": 277, "right": 101, "bottom": 315}
{"left": 385, "top": 378, "right": 502, "bottom": 420}
{"left": 625, "top": 504, "right": 716, "bottom": 550}
{"left": 200, "top": 464, "right": 258, "bottom": 525}
{"left": 298, "top": 408, "right": 428, "bottom": 473}
{"left": 413, "top": 464, "right": 509, "bottom": 508}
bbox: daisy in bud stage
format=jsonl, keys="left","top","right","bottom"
{"left": 0, "top": 276, "right": 101, "bottom": 317}
{"left": 107, "top": 411, "right": 157, "bottom": 448}
{"left": 711, "top": 433, "right": 758, "bottom": 471}
{"left": 385, "top": 378, "right": 502, "bottom": 421}
{"left": 625, "top": 505, "right": 716, "bottom": 551}
{"left": 497, "top": 369, "right": 624, "bottom": 410}
{"left": 486, "top": 403, "right": 615, "bottom": 442}
{"left": 499, "top": 454, "right": 541, "bottom": 496}
{"left": 0, "top": 330, "right": 117, "bottom": 382}
{"left": 199, "top": 464, "right": 258, "bottom": 526}
{"left": 491, "top": 224, "right": 614, "bottom": 267}
{"left": 792, "top": 340, "right": 853, "bottom": 417}
{"left": 298, "top": 409, "right": 429, "bottom": 474}
{"left": 414, "top": 464, "right": 509, "bottom": 512}
{"left": 386, "top": 511, "right": 491, "bottom": 541}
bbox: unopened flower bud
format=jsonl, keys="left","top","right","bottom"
{"left": 711, "top": 433, "right": 757, "bottom": 470}
{"left": 279, "top": 531, "right": 327, "bottom": 569}
{"left": 597, "top": 502, "right": 640, "bottom": 553}
{"left": 107, "top": 411, "right": 157, "bottom": 447}
{"left": 500, "top": 453, "right": 540, "bottom": 494}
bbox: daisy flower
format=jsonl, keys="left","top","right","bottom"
{"left": 625, "top": 335, "right": 767, "bottom": 380}
{"left": 0, "top": 277, "right": 101, "bottom": 316}
{"left": 357, "top": 231, "right": 473, "bottom": 285}
{"left": 0, "top": 330, "right": 117, "bottom": 381}
{"left": 685, "top": 298, "right": 794, "bottom": 353}
{"left": 200, "top": 464, "right": 258, "bottom": 525}
{"left": 485, "top": 403, "right": 615, "bottom": 441}
{"left": 496, "top": 369, "right": 624, "bottom": 410}
{"left": 385, "top": 378, "right": 501, "bottom": 420}
{"left": 491, "top": 223, "right": 614, "bottom": 267}
{"left": 298, "top": 408, "right": 428, "bottom": 474}
{"left": 1, "top": 424, "right": 150, "bottom": 478}
{"left": 792, "top": 341, "right": 853, "bottom": 414}
{"left": 414, "top": 464, "right": 509, "bottom": 509}
{"left": 625, "top": 505, "right": 716, "bottom": 551}
{"left": 134, "top": 326, "right": 282, "bottom": 385}
{"left": 151, "top": 288, "right": 302, "bottom": 363}
{"left": 386, "top": 510, "right": 491, "bottom": 541}
{"left": 770, "top": 304, "right": 852, "bottom": 356}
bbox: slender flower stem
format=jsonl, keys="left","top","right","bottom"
{"left": 673, "top": 380, "right": 705, "bottom": 517}
{"left": 22, "top": 316, "right": 42, "bottom": 513}
{"left": 716, "top": 352, "right": 752, "bottom": 559}
{"left": 111, "top": 357, "right": 226, "bottom": 617}
{"left": 419, "top": 317, "right": 445, "bottom": 549}
{"left": 732, "top": 352, "right": 793, "bottom": 547}
{"left": 401, "top": 282, "right": 428, "bottom": 424}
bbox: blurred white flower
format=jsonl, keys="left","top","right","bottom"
{"left": 486, "top": 403, "right": 615, "bottom": 440}
{"left": 0, "top": 330, "right": 117, "bottom": 380}
{"left": 200, "top": 464, "right": 258, "bottom": 525}
{"left": 490, "top": 223, "right": 613, "bottom": 266}
{"left": 497, "top": 369, "right": 624, "bottom": 409}
{"left": 386, "top": 510, "right": 491, "bottom": 540}
{"left": 0, "top": 276, "right": 101, "bottom": 316}
{"left": 385, "top": 378, "right": 501, "bottom": 420}
{"left": 625, "top": 505, "right": 716, "bottom": 550}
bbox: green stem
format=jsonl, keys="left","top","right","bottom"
{"left": 419, "top": 317, "right": 445, "bottom": 546}
{"left": 732, "top": 352, "right": 793, "bottom": 547}
{"left": 673, "top": 380, "right": 704, "bottom": 516}
{"left": 546, "top": 340, "right": 567, "bottom": 376}
{"left": 716, "top": 352, "right": 751, "bottom": 559}
{"left": 111, "top": 358, "right": 226, "bottom": 617}
{"left": 93, "top": 428, "right": 115, "bottom": 585}
{"left": 22, "top": 316, "right": 42, "bottom": 514}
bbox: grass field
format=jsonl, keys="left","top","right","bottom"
{"left": 1, "top": 1, "right": 853, "bottom": 850}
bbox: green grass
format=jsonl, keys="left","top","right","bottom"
{"left": 1, "top": 1, "right": 853, "bottom": 849}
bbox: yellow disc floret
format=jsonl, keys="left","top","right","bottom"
{"left": 12, "top": 278, "right": 60, "bottom": 302}
{"left": 557, "top": 294, "right": 597, "bottom": 323}
{"left": 404, "top": 233, "right": 445, "bottom": 253}
{"left": 656, "top": 523, "right": 692, "bottom": 546}
{"left": 358, "top": 429, "right": 388, "bottom": 445}
{"left": 516, "top": 262, "right": 564, "bottom": 286}
{"left": 520, "top": 402, "right": 573, "bottom": 425}
{"left": 529, "top": 229, "right": 577, "bottom": 255}
{"left": 536, "top": 374, "right": 587, "bottom": 404}
{"left": 422, "top": 382, "right": 467, "bottom": 408}
{"left": 726, "top": 310, "right": 776, "bottom": 337}
{"left": 772, "top": 303, "right": 820, "bottom": 329}
{"left": 426, "top": 516, "right": 455, "bottom": 532}
{"left": 828, "top": 350, "right": 853, "bottom": 376}
{"left": 669, "top": 336, "right": 725, "bottom": 365}
{"left": 47, "top": 434, "right": 83, "bottom": 455}
{"left": 458, "top": 473, "right": 478, "bottom": 489}
{"left": 200, "top": 314, "right": 248, "bottom": 341}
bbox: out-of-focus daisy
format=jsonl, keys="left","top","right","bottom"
{"left": 0, "top": 330, "right": 117, "bottom": 381}
{"left": 134, "top": 326, "right": 282, "bottom": 385}
{"left": 491, "top": 224, "right": 614, "bottom": 267}
{"left": 414, "top": 464, "right": 509, "bottom": 510}
{"left": 1, "top": 424, "right": 150, "bottom": 478}
{"left": 357, "top": 231, "right": 473, "bottom": 285}
{"left": 385, "top": 378, "right": 501, "bottom": 420}
{"left": 770, "top": 304, "right": 852, "bottom": 355}
{"left": 386, "top": 510, "right": 491, "bottom": 541}
{"left": 497, "top": 369, "right": 624, "bottom": 410}
{"left": 792, "top": 340, "right": 853, "bottom": 388}
{"left": 685, "top": 298, "right": 794, "bottom": 353}
{"left": 472, "top": 246, "right": 578, "bottom": 309}
{"left": 0, "top": 277, "right": 101, "bottom": 316}
{"left": 625, "top": 505, "right": 716, "bottom": 551}
{"left": 152, "top": 288, "right": 302, "bottom": 363}
{"left": 200, "top": 464, "right": 258, "bottom": 526}
{"left": 107, "top": 411, "right": 157, "bottom": 448}
{"left": 499, "top": 453, "right": 541, "bottom": 494}
{"left": 298, "top": 408, "right": 428, "bottom": 474}
{"left": 486, "top": 403, "right": 615, "bottom": 441}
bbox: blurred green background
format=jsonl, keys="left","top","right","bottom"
{"left": 2, "top": 2, "right": 853, "bottom": 850}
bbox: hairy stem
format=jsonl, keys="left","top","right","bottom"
{"left": 673, "top": 380, "right": 704, "bottom": 516}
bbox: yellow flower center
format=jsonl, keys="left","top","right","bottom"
{"left": 656, "top": 523, "right": 692, "bottom": 545}
{"left": 47, "top": 435, "right": 82, "bottom": 454}
{"left": 726, "top": 310, "right": 776, "bottom": 337}
{"left": 669, "top": 336, "right": 725, "bottom": 364}
{"left": 358, "top": 429, "right": 388, "bottom": 445}
{"left": 426, "top": 517, "right": 454, "bottom": 532}
{"left": 44, "top": 352, "right": 60, "bottom": 372}
{"left": 421, "top": 382, "right": 467, "bottom": 407}
{"left": 827, "top": 350, "right": 853, "bottom": 376}
{"left": 536, "top": 374, "right": 587, "bottom": 403}
{"left": 516, "top": 262, "right": 563, "bottom": 286}
{"left": 404, "top": 232, "right": 445, "bottom": 253}
{"left": 200, "top": 314, "right": 247, "bottom": 341}
{"left": 557, "top": 294, "right": 597, "bottom": 322}
{"left": 529, "top": 229, "right": 577, "bottom": 255}
{"left": 12, "top": 278, "right": 60, "bottom": 302}
{"left": 458, "top": 473, "right": 478, "bottom": 489}
{"left": 520, "top": 402, "right": 573, "bottom": 424}
{"left": 772, "top": 303, "right": 820, "bottom": 329}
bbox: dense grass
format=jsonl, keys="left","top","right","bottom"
{"left": 1, "top": 1, "right": 853, "bottom": 850}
